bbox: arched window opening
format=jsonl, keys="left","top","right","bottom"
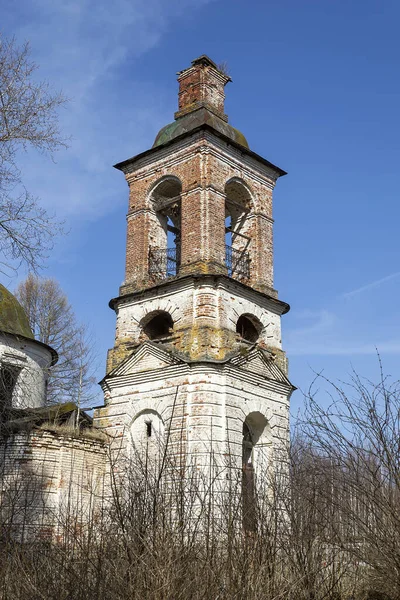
{"left": 0, "top": 365, "right": 20, "bottom": 412}
{"left": 130, "top": 409, "right": 165, "bottom": 466}
{"left": 242, "top": 412, "right": 270, "bottom": 532}
{"left": 236, "top": 314, "right": 262, "bottom": 343}
{"left": 225, "top": 179, "right": 252, "bottom": 279}
{"left": 141, "top": 310, "right": 173, "bottom": 340}
{"left": 149, "top": 177, "right": 182, "bottom": 279}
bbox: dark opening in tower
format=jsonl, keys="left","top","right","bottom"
{"left": 242, "top": 420, "right": 257, "bottom": 532}
{"left": 242, "top": 412, "right": 270, "bottom": 532}
{"left": 149, "top": 176, "right": 182, "bottom": 279}
{"left": 225, "top": 179, "right": 251, "bottom": 279}
{"left": 236, "top": 314, "right": 262, "bottom": 343}
{"left": 141, "top": 310, "right": 174, "bottom": 340}
{"left": 0, "top": 365, "right": 20, "bottom": 412}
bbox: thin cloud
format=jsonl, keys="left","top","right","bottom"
{"left": 341, "top": 271, "right": 400, "bottom": 299}
{"left": 3, "top": 0, "right": 217, "bottom": 220}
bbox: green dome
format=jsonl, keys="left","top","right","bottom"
{"left": 153, "top": 107, "right": 249, "bottom": 149}
{"left": 0, "top": 284, "right": 34, "bottom": 339}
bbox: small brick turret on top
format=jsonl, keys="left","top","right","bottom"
{"left": 175, "top": 55, "right": 231, "bottom": 121}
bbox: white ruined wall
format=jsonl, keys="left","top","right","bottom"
{"left": 0, "top": 332, "right": 54, "bottom": 408}
{"left": 0, "top": 429, "right": 108, "bottom": 541}
{"left": 96, "top": 357, "right": 291, "bottom": 489}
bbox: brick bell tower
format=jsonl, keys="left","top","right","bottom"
{"left": 95, "top": 56, "right": 294, "bottom": 504}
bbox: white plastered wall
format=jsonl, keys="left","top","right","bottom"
{"left": 0, "top": 332, "right": 53, "bottom": 408}
{"left": 96, "top": 361, "right": 290, "bottom": 490}
{"left": 114, "top": 278, "right": 283, "bottom": 349}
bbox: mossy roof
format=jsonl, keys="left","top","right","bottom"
{"left": 153, "top": 107, "right": 249, "bottom": 149}
{"left": 0, "top": 284, "right": 34, "bottom": 339}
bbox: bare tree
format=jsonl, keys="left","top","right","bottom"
{"left": 0, "top": 35, "right": 67, "bottom": 274}
{"left": 300, "top": 364, "right": 400, "bottom": 600}
{"left": 15, "top": 274, "right": 98, "bottom": 405}
{"left": 0, "top": 401, "right": 391, "bottom": 600}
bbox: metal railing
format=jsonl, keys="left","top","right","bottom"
{"left": 225, "top": 245, "right": 250, "bottom": 279}
{"left": 148, "top": 245, "right": 250, "bottom": 280}
{"left": 149, "top": 247, "right": 180, "bottom": 279}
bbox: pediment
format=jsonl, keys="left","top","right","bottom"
{"left": 230, "top": 347, "right": 291, "bottom": 386}
{"left": 110, "top": 342, "right": 182, "bottom": 377}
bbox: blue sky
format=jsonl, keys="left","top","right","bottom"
{"left": 2, "top": 0, "right": 400, "bottom": 412}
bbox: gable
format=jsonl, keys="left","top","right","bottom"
{"left": 109, "top": 342, "right": 182, "bottom": 377}
{"left": 230, "top": 348, "right": 291, "bottom": 386}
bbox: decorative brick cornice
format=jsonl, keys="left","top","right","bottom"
{"left": 114, "top": 124, "right": 286, "bottom": 180}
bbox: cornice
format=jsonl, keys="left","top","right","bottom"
{"left": 101, "top": 359, "right": 294, "bottom": 395}
{"left": 114, "top": 124, "right": 286, "bottom": 180}
{"left": 110, "top": 273, "right": 289, "bottom": 315}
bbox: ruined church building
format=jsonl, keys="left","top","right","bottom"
{"left": 0, "top": 56, "right": 294, "bottom": 534}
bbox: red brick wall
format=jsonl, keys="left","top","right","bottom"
{"left": 176, "top": 60, "right": 229, "bottom": 120}
{"left": 120, "top": 132, "right": 279, "bottom": 296}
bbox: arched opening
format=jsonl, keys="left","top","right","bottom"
{"left": 129, "top": 409, "right": 165, "bottom": 466}
{"left": 225, "top": 179, "right": 252, "bottom": 279}
{"left": 242, "top": 412, "right": 270, "bottom": 531}
{"left": 236, "top": 313, "right": 262, "bottom": 343}
{"left": 141, "top": 310, "right": 173, "bottom": 340}
{"left": 149, "top": 177, "right": 182, "bottom": 279}
{"left": 0, "top": 364, "right": 20, "bottom": 412}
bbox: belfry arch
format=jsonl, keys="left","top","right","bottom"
{"left": 224, "top": 179, "right": 252, "bottom": 279}
{"left": 149, "top": 176, "right": 182, "bottom": 279}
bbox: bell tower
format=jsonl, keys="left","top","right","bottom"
{"left": 95, "top": 56, "right": 294, "bottom": 503}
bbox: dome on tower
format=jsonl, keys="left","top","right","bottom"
{"left": 153, "top": 55, "right": 249, "bottom": 150}
{"left": 0, "top": 284, "right": 34, "bottom": 339}
{"left": 153, "top": 108, "right": 249, "bottom": 149}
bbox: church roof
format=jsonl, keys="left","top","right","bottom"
{"left": 153, "top": 107, "right": 249, "bottom": 149}
{"left": 153, "top": 55, "right": 248, "bottom": 149}
{"left": 0, "top": 284, "right": 34, "bottom": 339}
{"left": 115, "top": 55, "right": 286, "bottom": 177}
{"left": 2, "top": 401, "right": 106, "bottom": 439}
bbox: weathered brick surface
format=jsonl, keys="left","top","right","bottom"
{"left": 108, "top": 275, "right": 287, "bottom": 368}
{"left": 176, "top": 56, "right": 230, "bottom": 121}
{"left": 120, "top": 130, "right": 281, "bottom": 295}
{"left": 0, "top": 429, "right": 108, "bottom": 541}
{"left": 95, "top": 359, "right": 291, "bottom": 474}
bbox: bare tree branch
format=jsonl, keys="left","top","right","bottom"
{"left": 0, "top": 34, "right": 68, "bottom": 273}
